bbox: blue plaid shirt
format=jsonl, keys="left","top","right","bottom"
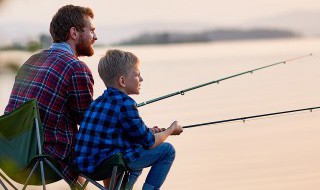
{"left": 74, "top": 87, "right": 155, "bottom": 173}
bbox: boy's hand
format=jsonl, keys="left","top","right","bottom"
{"left": 169, "top": 121, "right": 183, "bottom": 135}
{"left": 150, "top": 126, "right": 166, "bottom": 134}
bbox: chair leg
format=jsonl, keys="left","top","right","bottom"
{"left": 39, "top": 160, "right": 46, "bottom": 190}
{"left": 0, "top": 178, "right": 9, "bottom": 190}
{"left": 79, "top": 179, "right": 89, "bottom": 190}
{"left": 43, "top": 158, "right": 67, "bottom": 181}
{"left": 79, "top": 169, "right": 129, "bottom": 190}
{"left": 43, "top": 158, "right": 77, "bottom": 189}
{"left": 22, "top": 161, "right": 40, "bottom": 190}
{"left": 22, "top": 158, "right": 47, "bottom": 190}
{"left": 114, "top": 172, "right": 125, "bottom": 190}
{"left": 109, "top": 166, "right": 118, "bottom": 190}
{"left": 0, "top": 172, "right": 18, "bottom": 190}
{"left": 80, "top": 174, "right": 105, "bottom": 190}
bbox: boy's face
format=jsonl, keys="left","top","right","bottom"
{"left": 123, "top": 61, "right": 143, "bottom": 95}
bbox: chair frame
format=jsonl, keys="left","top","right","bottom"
{"left": 80, "top": 163, "right": 128, "bottom": 190}
{"left": 23, "top": 102, "right": 76, "bottom": 190}
{"left": 0, "top": 99, "right": 74, "bottom": 190}
{"left": 0, "top": 172, "right": 17, "bottom": 190}
{"left": 1, "top": 99, "right": 129, "bottom": 190}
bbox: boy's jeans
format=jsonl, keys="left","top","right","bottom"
{"left": 125, "top": 142, "right": 176, "bottom": 190}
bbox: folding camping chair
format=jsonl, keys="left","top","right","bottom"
{"left": 79, "top": 152, "right": 129, "bottom": 190}
{"left": 0, "top": 99, "right": 74, "bottom": 190}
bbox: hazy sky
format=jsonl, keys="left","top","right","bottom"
{"left": 0, "top": 0, "right": 320, "bottom": 44}
{"left": 1, "top": 0, "right": 320, "bottom": 25}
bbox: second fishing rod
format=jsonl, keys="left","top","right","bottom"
{"left": 137, "top": 54, "right": 312, "bottom": 107}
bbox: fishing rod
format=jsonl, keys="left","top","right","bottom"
{"left": 182, "top": 106, "right": 320, "bottom": 129}
{"left": 138, "top": 54, "right": 312, "bottom": 107}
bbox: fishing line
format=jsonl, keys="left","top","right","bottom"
{"left": 137, "top": 54, "right": 312, "bottom": 107}
{"left": 182, "top": 106, "right": 320, "bottom": 129}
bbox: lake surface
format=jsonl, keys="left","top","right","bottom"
{"left": 1, "top": 38, "right": 320, "bottom": 189}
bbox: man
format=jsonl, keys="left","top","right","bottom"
{"left": 5, "top": 4, "right": 97, "bottom": 187}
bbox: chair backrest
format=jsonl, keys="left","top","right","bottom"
{"left": 0, "top": 99, "right": 44, "bottom": 183}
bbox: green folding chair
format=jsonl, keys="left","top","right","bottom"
{"left": 0, "top": 99, "right": 74, "bottom": 190}
{"left": 79, "top": 153, "right": 129, "bottom": 190}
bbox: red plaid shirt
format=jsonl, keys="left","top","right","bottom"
{"left": 5, "top": 46, "right": 94, "bottom": 184}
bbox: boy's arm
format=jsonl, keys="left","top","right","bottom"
{"left": 120, "top": 100, "right": 183, "bottom": 149}
{"left": 120, "top": 102, "right": 155, "bottom": 149}
{"left": 149, "top": 121, "right": 183, "bottom": 149}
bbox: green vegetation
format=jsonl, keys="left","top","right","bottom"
{"left": 0, "top": 34, "right": 52, "bottom": 52}
{"left": 2, "top": 61, "right": 20, "bottom": 73}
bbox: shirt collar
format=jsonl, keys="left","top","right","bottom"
{"left": 104, "top": 87, "right": 138, "bottom": 109}
{"left": 105, "top": 87, "right": 133, "bottom": 99}
{"left": 50, "top": 42, "right": 75, "bottom": 56}
{"left": 106, "top": 87, "right": 125, "bottom": 95}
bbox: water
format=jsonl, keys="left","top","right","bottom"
{"left": 1, "top": 38, "right": 320, "bottom": 189}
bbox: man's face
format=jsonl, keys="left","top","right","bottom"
{"left": 76, "top": 16, "right": 97, "bottom": 57}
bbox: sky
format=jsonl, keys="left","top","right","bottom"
{"left": 0, "top": 0, "right": 320, "bottom": 45}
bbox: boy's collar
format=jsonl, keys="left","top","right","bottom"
{"left": 106, "top": 87, "right": 127, "bottom": 96}
{"left": 107, "top": 86, "right": 121, "bottom": 92}
{"left": 105, "top": 87, "right": 137, "bottom": 107}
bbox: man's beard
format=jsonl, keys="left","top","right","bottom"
{"left": 76, "top": 36, "right": 94, "bottom": 57}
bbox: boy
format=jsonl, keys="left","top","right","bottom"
{"left": 74, "top": 49, "right": 183, "bottom": 190}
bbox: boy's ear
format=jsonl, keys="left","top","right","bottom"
{"left": 118, "top": 76, "right": 126, "bottom": 87}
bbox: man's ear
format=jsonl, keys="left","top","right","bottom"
{"left": 118, "top": 76, "right": 126, "bottom": 87}
{"left": 69, "top": 27, "right": 79, "bottom": 40}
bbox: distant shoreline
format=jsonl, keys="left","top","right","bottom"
{"left": 0, "top": 37, "right": 315, "bottom": 74}
{"left": 115, "top": 28, "right": 300, "bottom": 46}
{"left": 0, "top": 27, "right": 301, "bottom": 50}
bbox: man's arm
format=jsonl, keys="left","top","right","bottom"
{"left": 68, "top": 65, "right": 94, "bottom": 124}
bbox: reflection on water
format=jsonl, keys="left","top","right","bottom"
{"left": 1, "top": 38, "right": 320, "bottom": 190}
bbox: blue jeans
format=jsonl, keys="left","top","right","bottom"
{"left": 125, "top": 142, "right": 176, "bottom": 190}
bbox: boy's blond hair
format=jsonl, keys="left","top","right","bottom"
{"left": 98, "top": 49, "right": 138, "bottom": 87}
